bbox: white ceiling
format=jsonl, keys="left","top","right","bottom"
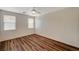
{"left": 0, "top": 7, "right": 66, "bottom": 16}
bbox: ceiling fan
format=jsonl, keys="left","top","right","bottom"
{"left": 31, "top": 7, "right": 40, "bottom": 16}
{"left": 32, "top": 7, "right": 40, "bottom": 14}
{"left": 22, "top": 7, "right": 40, "bottom": 16}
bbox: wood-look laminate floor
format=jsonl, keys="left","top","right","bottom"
{"left": 0, "top": 34, "right": 79, "bottom": 51}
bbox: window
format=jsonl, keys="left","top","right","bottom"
{"left": 3, "top": 15, "right": 16, "bottom": 30}
{"left": 28, "top": 18, "right": 34, "bottom": 28}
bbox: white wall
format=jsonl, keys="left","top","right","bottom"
{"left": 0, "top": 10, "right": 34, "bottom": 41}
{"left": 35, "top": 8, "right": 79, "bottom": 48}
{"left": 0, "top": 10, "right": 2, "bottom": 40}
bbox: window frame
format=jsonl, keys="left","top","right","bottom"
{"left": 3, "top": 15, "right": 16, "bottom": 31}
{"left": 28, "top": 18, "right": 34, "bottom": 29}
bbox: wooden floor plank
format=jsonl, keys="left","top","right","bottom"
{"left": 0, "top": 34, "right": 79, "bottom": 51}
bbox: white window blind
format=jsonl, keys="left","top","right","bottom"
{"left": 3, "top": 15, "right": 16, "bottom": 30}
{"left": 28, "top": 18, "right": 34, "bottom": 28}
